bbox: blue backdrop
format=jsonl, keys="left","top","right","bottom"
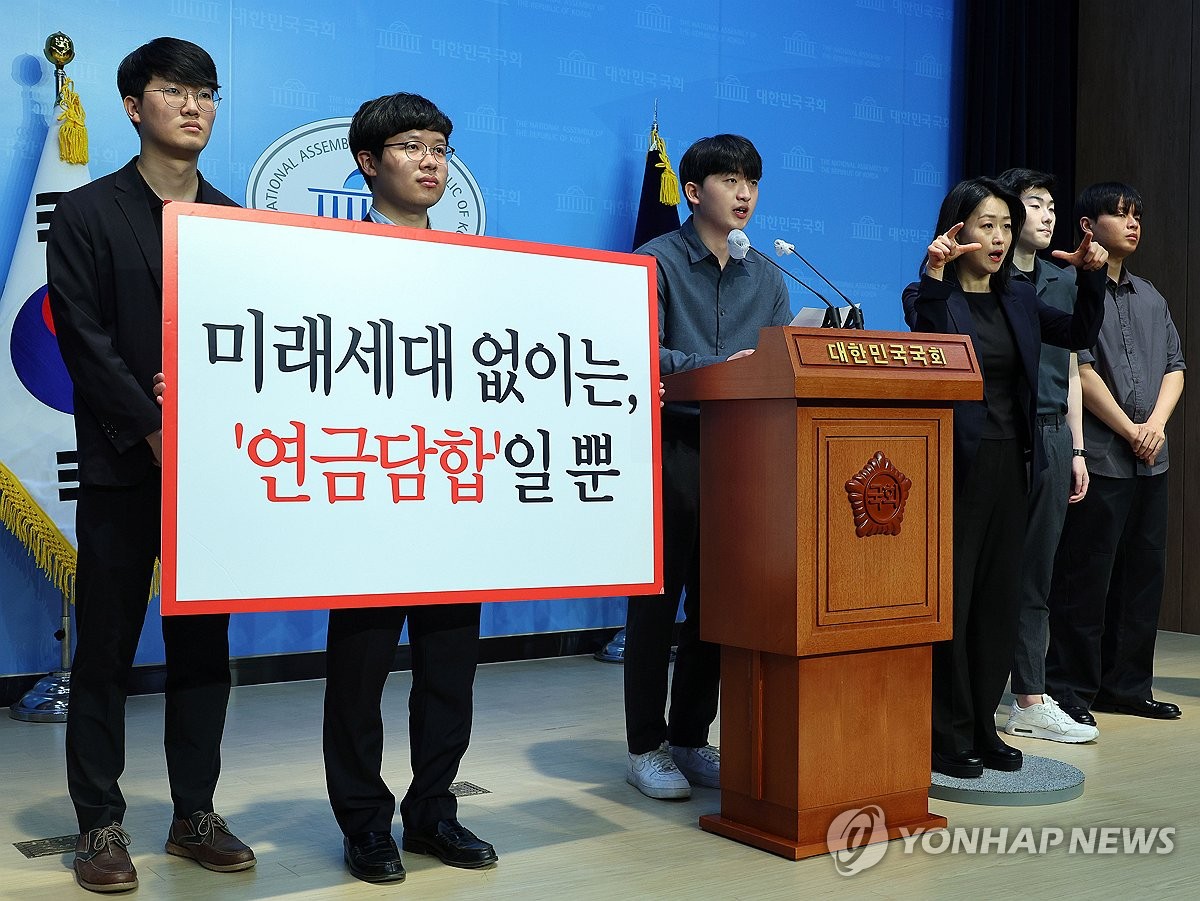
{"left": 0, "top": 0, "right": 960, "bottom": 678}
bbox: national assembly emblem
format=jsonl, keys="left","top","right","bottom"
{"left": 844, "top": 451, "right": 911, "bottom": 538}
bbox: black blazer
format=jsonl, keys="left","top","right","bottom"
{"left": 47, "top": 157, "right": 237, "bottom": 486}
{"left": 902, "top": 266, "right": 1107, "bottom": 494}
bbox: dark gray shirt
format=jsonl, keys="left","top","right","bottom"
{"left": 637, "top": 216, "right": 792, "bottom": 377}
{"left": 1015, "top": 259, "right": 1076, "bottom": 416}
{"left": 1079, "top": 268, "right": 1185, "bottom": 477}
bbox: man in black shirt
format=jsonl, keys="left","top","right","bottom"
{"left": 48, "top": 37, "right": 254, "bottom": 894}
{"left": 1047, "top": 183, "right": 1186, "bottom": 722}
{"left": 321, "top": 92, "right": 497, "bottom": 883}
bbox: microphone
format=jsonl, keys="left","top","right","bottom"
{"left": 727, "top": 228, "right": 751, "bottom": 260}
{"left": 774, "top": 237, "right": 864, "bottom": 329}
{"left": 727, "top": 229, "right": 844, "bottom": 327}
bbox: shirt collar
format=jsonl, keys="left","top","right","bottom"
{"left": 679, "top": 215, "right": 748, "bottom": 267}
{"left": 367, "top": 205, "right": 393, "bottom": 226}
{"left": 133, "top": 162, "right": 208, "bottom": 203}
{"left": 1013, "top": 257, "right": 1061, "bottom": 287}
{"left": 368, "top": 206, "right": 431, "bottom": 229}
{"left": 1108, "top": 265, "right": 1137, "bottom": 294}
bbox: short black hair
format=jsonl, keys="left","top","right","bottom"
{"left": 1076, "top": 181, "right": 1144, "bottom": 225}
{"left": 117, "top": 37, "right": 219, "bottom": 99}
{"left": 927, "top": 176, "right": 1024, "bottom": 294}
{"left": 349, "top": 92, "right": 453, "bottom": 188}
{"left": 678, "top": 134, "right": 763, "bottom": 209}
{"left": 996, "top": 167, "right": 1056, "bottom": 197}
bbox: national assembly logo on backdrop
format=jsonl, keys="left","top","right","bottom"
{"left": 246, "top": 117, "right": 486, "bottom": 234}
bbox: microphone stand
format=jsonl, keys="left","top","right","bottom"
{"left": 743, "top": 246, "right": 845, "bottom": 329}
{"left": 775, "top": 241, "right": 864, "bottom": 329}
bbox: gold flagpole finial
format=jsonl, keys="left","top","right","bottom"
{"left": 647, "top": 102, "right": 679, "bottom": 208}
{"left": 44, "top": 32, "right": 75, "bottom": 105}
{"left": 44, "top": 33, "right": 88, "bottom": 165}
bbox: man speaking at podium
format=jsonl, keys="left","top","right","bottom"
{"left": 624, "top": 134, "right": 792, "bottom": 799}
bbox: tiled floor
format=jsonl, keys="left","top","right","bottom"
{"left": 3, "top": 632, "right": 1199, "bottom": 899}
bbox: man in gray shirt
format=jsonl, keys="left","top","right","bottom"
{"left": 1046, "top": 182, "right": 1185, "bottom": 721}
{"left": 995, "top": 169, "right": 1098, "bottom": 744}
{"left": 623, "top": 134, "right": 791, "bottom": 799}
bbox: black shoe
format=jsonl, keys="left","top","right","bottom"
{"left": 344, "top": 832, "right": 405, "bottom": 883}
{"left": 931, "top": 750, "right": 983, "bottom": 779}
{"left": 976, "top": 742, "right": 1023, "bottom": 772}
{"left": 1092, "top": 697, "right": 1182, "bottom": 720}
{"left": 1060, "top": 705, "right": 1097, "bottom": 727}
{"left": 403, "top": 819, "right": 498, "bottom": 869}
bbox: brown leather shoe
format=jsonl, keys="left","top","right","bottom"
{"left": 74, "top": 824, "right": 138, "bottom": 893}
{"left": 165, "top": 811, "right": 256, "bottom": 872}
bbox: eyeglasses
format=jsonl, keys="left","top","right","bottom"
{"left": 145, "top": 85, "right": 221, "bottom": 112}
{"left": 381, "top": 140, "right": 455, "bottom": 163}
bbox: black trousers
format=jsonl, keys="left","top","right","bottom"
{"left": 1045, "top": 473, "right": 1168, "bottom": 708}
{"left": 623, "top": 414, "right": 719, "bottom": 755}
{"left": 932, "top": 439, "right": 1027, "bottom": 755}
{"left": 323, "top": 603, "right": 481, "bottom": 836}
{"left": 66, "top": 478, "right": 232, "bottom": 832}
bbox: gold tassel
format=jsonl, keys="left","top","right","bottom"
{"left": 57, "top": 75, "right": 89, "bottom": 165}
{"left": 151, "top": 557, "right": 161, "bottom": 601}
{"left": 650, "top": 125, "right": 680, "bottom": 208}
{"left": 0, "top": 461, "right": 76, "bottom": 599}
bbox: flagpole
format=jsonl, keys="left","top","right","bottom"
{"left": 597, "top": 105, "right": 680, "bottom": 664}
{"left": 9, "top": 590, "right": 72, "bottom": 720}
{"left": 10, "top": 32, "right": 80, "bottom": 724}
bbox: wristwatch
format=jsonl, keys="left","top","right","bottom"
{"left": 1072, "top": 448, "right": 1088, "bottom": 458}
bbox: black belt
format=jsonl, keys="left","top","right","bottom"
{"left": 1036, "top": 413, "right": 1065, "bottom": 427}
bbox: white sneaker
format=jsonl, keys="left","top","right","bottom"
{"left": 1004, "top": 694, "right": 1099, "bottom": 743}
{"left": 669, "top": 744, "right": 720, "bottom": 788}
{"left": 627, "top": 742, "right": 691, "bottom": 799}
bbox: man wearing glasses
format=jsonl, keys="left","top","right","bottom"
{"left": 47, "top": 38, "right": 254, "bottom": 893}
{"left": 322, "top": 92, "right": 498, "bottom": 885}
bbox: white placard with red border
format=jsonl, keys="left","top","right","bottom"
{"left": 161, "top": 204, "right": 661, "bottom": 614}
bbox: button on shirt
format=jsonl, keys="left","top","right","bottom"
{"left": 1080, "top": 268, "right": 1185, "bottom": 477}
{"left": 638, "top": 216, "right": 792, "bottom": 377}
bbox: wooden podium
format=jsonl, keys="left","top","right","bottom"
{"left": 663, "top": 327, "right": 981, "bottom": 860}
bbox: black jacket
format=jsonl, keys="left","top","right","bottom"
{"left": 902, "top": 266, "right": 1106, "bottom": 494}
{"left": 47, "top": 157, "right": 236, "bottom": 486}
